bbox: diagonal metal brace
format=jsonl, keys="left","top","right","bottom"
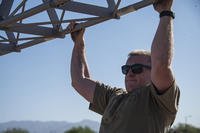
{"left": 0, "top": 0, "right": 70, "bottom": 27}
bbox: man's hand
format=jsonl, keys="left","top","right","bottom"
{"left": 153, "top": 0, "right": 173, "bottom": 13}
{"left": 67, "top": 22, "right": 85, "bottom": 43}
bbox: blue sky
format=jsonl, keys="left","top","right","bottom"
{"left": 0, "top": 0, "right": 200, "bottom": 128}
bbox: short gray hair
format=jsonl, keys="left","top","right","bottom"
{"left": 128, "top": 50, "right": 151, "bottom": 64}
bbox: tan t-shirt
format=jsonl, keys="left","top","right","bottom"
{"left": 89, "top": 82, "right": 180, "bottom": 133}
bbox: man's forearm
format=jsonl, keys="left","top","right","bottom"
{"left": 70, "top": 40, "right": 96, "bottom": 103}
{"left": 151, "top": 16, "right": 174, "bottom": 91}
{"left": 151, "top": 16, "right": 174, "bottom": 67}
{"left": 71, "top": 40, "right": 89, "bottom": 84}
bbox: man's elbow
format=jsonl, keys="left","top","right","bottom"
{"left": 71, "top": 79, "right": 80, "bottom": 89}
{"left": 71, "top": 77, "right": 85, "bottom": 89}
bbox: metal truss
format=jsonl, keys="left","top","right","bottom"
{"left": 0, "top": 0, "right": 158, "bottom": 56}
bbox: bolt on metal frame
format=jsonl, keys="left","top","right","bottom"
{"left": 0, "top": 0, "right": 158, "bottom": 56}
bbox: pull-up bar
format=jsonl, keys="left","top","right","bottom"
{"left": 0, "top": 0, "right": 159, "bottom": 56}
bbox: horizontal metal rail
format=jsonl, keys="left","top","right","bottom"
{"left": 117, "top": 0, "right": 157, "bottom": 17}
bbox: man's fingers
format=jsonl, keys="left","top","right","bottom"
{"left": 68, "top": 21, "right": 85, "bottom": 42}
{"left": 67, "top": 21, "right": 76, "bottom": 32}
{"left": 78, "top": 26, "right": 85, "bottom": 34}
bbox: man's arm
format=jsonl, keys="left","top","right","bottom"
{"left": 69, "top": 22, "right": 96, "bottom": 103}
{"left": 151, "top": 0, "right": 175, "bottom": 93}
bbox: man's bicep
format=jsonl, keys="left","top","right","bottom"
{"left": 72, "top": 78, "right": 96, "bottom": 103}
{"left": 151, "top": 66, "right": 174, "bottom": 93}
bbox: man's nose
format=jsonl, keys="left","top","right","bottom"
{"left": 126, "top": 69, "right": 135, "bottom": 77}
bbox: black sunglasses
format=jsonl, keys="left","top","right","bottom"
{"left": 121, "top": 64, "right": 151, "bottom": 75}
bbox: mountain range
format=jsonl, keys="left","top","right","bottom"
{"left": 0, "top": 119, "right": 100, "bottom": 133}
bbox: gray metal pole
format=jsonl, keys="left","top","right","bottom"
{"left": 0, "top": 0, "right": 70, "bottom": 27}
{"left": 117, "top": 0, "right": 157, "bottom": 17}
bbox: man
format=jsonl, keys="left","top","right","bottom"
{"left": 69, "top": 0, "right": 180, "bottom": 132}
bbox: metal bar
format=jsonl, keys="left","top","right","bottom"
{"left": 58, "top": 9, "right": 65, "bottom": 30}
{"left": 62, "top": 16, "right": 111, "bottom": 35}
{"left": 17, "top": 1, "right": 26, "bottom": 43}
{"left": 0, "top": 35, "right": 7, "bottom": 40}
{"left": 62, "top": 0, "right": 158, "bottom": 38}
{"left": 6, "top": 31, "right": 16, "bottom": 44}
{"left": 0, "top": 0, "right": 70, "bottom": 27}
{"left": 57, "top": 1, "right": 112, "bottom": 17}
{"left": 0, "top": 0, "right": 14, "bottom": 17}
{"left": 0, "top": 43, "right": 18, "bottom": 56}
{"left": 117, "top": 0, "right": 157, "bottom": 17}
{"left": 0, "top": 0, "right": 17, "bottom": 44}
{"left": 112, "top": 0, "right": 122, "bottom": 18}
{"left": 43, "top": 0, "right": 62, "bottom": 30}
{"left": 0, "top": 2, "right": 50, "bottom": 27}
{"left": 114, "top": 0, "right": 122, "bottom": 11}
{"left": 10, "top": 0, "right": 27, "bottom": 16}
{"left": 106, "top": 0, "right": 116, "bottom": 10}
{"left": 0, "top": 36, "right": 47, "bottom": 42}
{"left": 7, "top": 16, "right": 102, "bottom": 27}
{"left": 1, "top": 23, "right": 56, "bottom": 37}
{"left": 16, "top": 37, "right": 54, "bottom": 50}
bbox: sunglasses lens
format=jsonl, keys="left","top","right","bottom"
{"left": 122, "top": 64, "right": 150, "bottom": 75}
{"left": 131, "top": 65, "right": 143, "bottom": 74}
{"left": 121, "top": 65, "right": 130, "bottom": 75}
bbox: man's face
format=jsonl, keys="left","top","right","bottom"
{"left": 124, "top": 55, "right": 151, "bottom": 92}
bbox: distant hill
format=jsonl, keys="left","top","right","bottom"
{"left": 0, "top": 120, "right": 100, "bottom": 133}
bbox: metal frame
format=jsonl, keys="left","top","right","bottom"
{"left": 0, "top": 0, "right": 158, "bottom": 56}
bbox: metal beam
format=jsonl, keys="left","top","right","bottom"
{"left": 106, "top": 0, "right": 116, "bottom": 10}
{"left": 57, "top": 1, "right": 113, "bottom": 17}
{"left": 62, "top": 16, "right": 111, "bottom": 35}
{"left": 0, "top": 35, "right": 7, "bottom": 40}
{"left": 1, "top": 23, "right": 59, "bottom": 37}
{"left": 117, "top": 0, "right": 157, "bottom": 17}
{"left": 43, "top": 0, "right": 63, "bottom": 31}
{"left": 10, "top": 0, "right": 27, "bottom": 16}
{"left": 6, "top": 31, "right": 16, "bottom": 44}
{"left": 16, "top": 37, "right": 54, "bottom": 50}
{"left": 0, "top": 43, "right": 18, "bottom": 56}
{"left": 0, "top": 0, "right": 14, "bottom": 17}
{"left": 0, "top": 0, "right": 70, "bottom": 27}
{"left": 0, "top": 0, "right": 17, "bottom": 44}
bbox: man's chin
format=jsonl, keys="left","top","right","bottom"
{"left": 126, "top": 83, "right": 149, "bottom": 92}
{"left": 126, "top": 86, "right": 137, "bottom": 92}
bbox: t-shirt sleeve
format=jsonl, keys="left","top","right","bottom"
{"left": 150, "top": 81, "right": 180, "bottom": 114}
{"left": 89, "top": 82, "right": 120, "bottom": 115}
